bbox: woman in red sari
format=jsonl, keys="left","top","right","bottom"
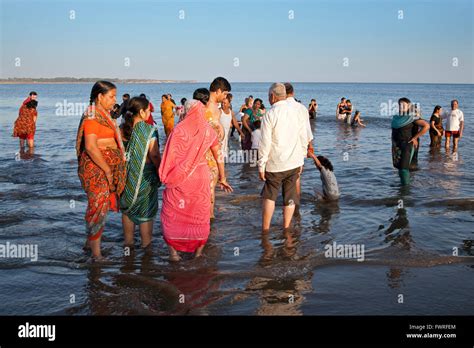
{"left": 76, "top": 81, "right": 126, "bottom": 260}
{"left": 159, "top": 99, "right": 233, "bottom": 261}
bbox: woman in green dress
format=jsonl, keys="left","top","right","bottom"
{"left": 391, "top": 97, "right": 429, "bottom": 186}
{"left": 120, "top": 96, "right": 161, "bottom": 248}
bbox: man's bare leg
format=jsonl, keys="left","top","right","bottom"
{"left": 283, "top": 203, "right": 296, "bottom": 229}
{"left": 294, "top": 177, "right": 301, "bottom": 218}
{"left": 453, "top": 137, "right": 459, "bottom": 151}
{"left": 445, "top": 135, "right": 451, "bottom": 149}
{"left": 262, "top": 198, "right": 275, "bottom": 231}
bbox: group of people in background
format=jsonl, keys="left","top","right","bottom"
{"left": 428, "top": 100, "right": 465, "bottom": 150}
{"left": 335, "top": 97, "right": 365, "bottom": 127}
{"left": 11, "top": 81, "right": 465, "bottom": 262}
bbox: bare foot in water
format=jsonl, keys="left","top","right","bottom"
{"left": 169, "top": 253, "right": 182, "bottom": 262}
{"left": 195, "top": 245, "right": 205, "bottom": 258}
{"left": 90, "top": 255, "right": 105, "bottom": 263}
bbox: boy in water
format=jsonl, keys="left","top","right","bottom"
{"left": 309, "top": 153, "right": 340, "bottom": 201}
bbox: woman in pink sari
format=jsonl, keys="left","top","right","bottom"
{"left": 159, "top": 99, "right": 233, "bottom": 261}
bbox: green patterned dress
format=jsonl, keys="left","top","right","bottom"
{"left": 120, "top": 121, "right": 160, "bottom": 224}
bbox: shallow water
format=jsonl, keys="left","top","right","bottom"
{"left": 0, "top": 83, "right": 473, "bottom": 315}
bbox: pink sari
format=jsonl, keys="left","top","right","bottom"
{"left": 159, "top": 101, "right": 218, "bottom": 252}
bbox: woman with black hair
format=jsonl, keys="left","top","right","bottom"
{"left": 120, "top": 97, "right": 161, "bottom": 249}
{"left": 429, "top": 105, "right": 444, "bottom": 148}
{"left": 75, "top": 81, "right": 127, "bottom": 260}
{"left": 159, "top": 98, "right": 233, "bottom": 261}
{"left": 13, "top": 99, "right": 38, "bottom": 149}
{"left": 391, "top": 97, "right": 429, "bottom": 185}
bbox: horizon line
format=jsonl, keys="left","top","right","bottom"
{"left": 0, "top": 78, "right": 472, "bottom": 85}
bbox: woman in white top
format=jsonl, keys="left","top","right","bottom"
{"left": 220, "top": 96, "right": 244, "bottom": 158}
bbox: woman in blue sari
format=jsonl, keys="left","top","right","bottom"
{"left": 120, "top": 97, "right": 161, "bottom": 248}
{"left": 391, "top": 98, "right": 429, "bottom": 186}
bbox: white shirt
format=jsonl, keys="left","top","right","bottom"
{"left": 443, "top": 109, "right": 464, "bottom": 131}
{"left": 287, "top": 97, "right": 314, "bottom": 143}
{"left": 251, "top": 129, "right": 262, "bottom": 149}
{"left": 258, "top": 99, "right": 309, "bottom": 173}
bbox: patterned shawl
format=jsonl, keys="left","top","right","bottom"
{"left": 75, "top": 105, "right": 126, "bottom": 161}
{"left": 120, "top": 121, "right": 158, "bottom": 214}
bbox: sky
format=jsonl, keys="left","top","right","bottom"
{"left": 0, "top": 0, "right": 473, "bottom": 83}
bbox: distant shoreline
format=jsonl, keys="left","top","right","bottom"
{"left": 0, "top": 78, "right": 198, "bottom": 85}
{"left": 0, "top": 79, "right": 471, "bottom": 85}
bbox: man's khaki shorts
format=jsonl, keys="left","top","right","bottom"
{"left": 261, "top": 167, "right": 300, "bottom": 206}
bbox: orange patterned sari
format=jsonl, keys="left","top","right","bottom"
{"left": 76, "top": 106, "right": 126, "bottom": 241}
{"left": 13, "top": 105, "right": 37, "bottom": 138}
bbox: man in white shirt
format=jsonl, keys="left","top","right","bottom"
{"left": 285, "top": 83, "right": 314, "bottom": 216}
{"left": 258, "top": 83, "right": 309, "bottom": 232}
{"left": 442, "top": 99, "right": 464, "bottom": 151}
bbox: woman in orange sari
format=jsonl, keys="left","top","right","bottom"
{"left": 13, "top": 99, "right": 38, "bottom": 149}
{"left": 161, "top": 95, "right": 176, "bottom": 137}
{"left": 75, "top": 81, "right": 126, "bottom": 260}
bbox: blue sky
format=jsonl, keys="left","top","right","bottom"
{"left": 1, "top": 0, "right": 473, "bottom": 83}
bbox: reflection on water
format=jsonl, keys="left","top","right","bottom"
{"left": 248, "top": 227, "right": 313, "bottom": 315}
{"left": 310, "top": 200, "right": 340, "bottom": 235}
{"left": 384, "top": 208, "right": 413, "bottom": 250}
{"left": 17, "top": 147, "right": 35, "bottom": 160}
{"left": 386, "top": 267, "right": 409, "bottom": 289}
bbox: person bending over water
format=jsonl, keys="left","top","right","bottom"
{"left": 309, "top": 153, "right": 340, "bottom": 201}
{"left": 351, "top": 110, "right": 366, "bottom": 127}
{"left": 391, "top": 97, "right": 429, "bottom": 186}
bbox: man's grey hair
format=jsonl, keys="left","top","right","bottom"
{"left": 269, "top": 83, "right": 286, "bottom": 98}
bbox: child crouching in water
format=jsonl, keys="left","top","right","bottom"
{"left": 309, "top": 153, "right": 340, "bottom": 201}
